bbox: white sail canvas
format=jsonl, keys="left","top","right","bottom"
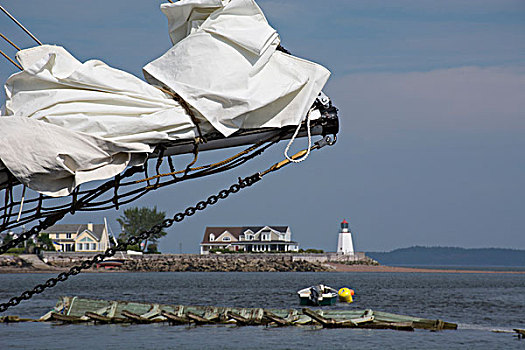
{"left": 0, "top": 0, "right": 331, "bottom": 197}
{"left": 144, "top": 0, "right": 330, "bottom": 137}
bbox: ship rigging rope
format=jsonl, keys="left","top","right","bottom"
{"left": 0, "top": 5, "right": 42, "bottom": 46}
{"left": 137, "top": 142, "right": 262, "bottom": 184}
{"left": 0, "top": 130, "right": 287, "bottom": 251}
{"left": 0, "top": 32, "right": 21, "bottom": 51}
{"left": 0, "top": 47, "right": 22, "bottom": 70}
{"left": 0, "top": 135, "right": 335, "bottom": 313}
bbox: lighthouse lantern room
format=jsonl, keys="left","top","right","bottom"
{"left": 337, "top": 219, "right": 355, "bottom": 255}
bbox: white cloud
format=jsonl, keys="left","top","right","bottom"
{"left": 327, "top": 66, "right": 525, "bottom": 134}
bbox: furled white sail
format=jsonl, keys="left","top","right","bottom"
{"left": 0, "top": 45, "right": 198, "bottom": 196}
{"left": 144, "top": 0, "right": 330, "bottom": 137}
{"left": 4, "top": 45, "right": 198, "bottom": 145}
{"left": 0, "top": 117, "right": 149, "bottom": 197}
{"left": 0, "top": 0, "right": 331, "bottom": 197}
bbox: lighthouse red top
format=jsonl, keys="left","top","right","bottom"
{"left": 342, "top": 219, "right": 348, "bottom": 224}
{"left": 341, "top": 219, "right": 349, "bottom": 230}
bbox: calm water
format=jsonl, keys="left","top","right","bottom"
{"left": 1, "top": 272, "right": 524, "bottom": 349}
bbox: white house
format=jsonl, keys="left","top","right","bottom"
{"left": 200, "top": 226, "right": 299, "bottom": 254}
{"left": 41, "top": 220, "right": 112, "bottom": 253}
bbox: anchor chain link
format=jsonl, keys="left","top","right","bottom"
{"left": 0, "top": 174, "right": 261, "bottom": 313}
{"left": 0, "top": 134, "right": 335, "bottom": 313}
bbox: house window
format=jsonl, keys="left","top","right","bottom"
{"left": 84, "top": 243, "right": 90, "bottom": 250}
{"left": 245, "top": 234, "right": 252, "bottom": 241}
{"left": 91, "top": 243, "right": 97, "bottom": 251}
{"left": 209, "top": 234, "right": 215, "bottom": 242}
{"left": 222, "top": 237, "right": 231, "bottom": 241}
{"left": 66, "top": 233, "right": 72, "bottom": 239}
{"left": 261, "top": 230, "right": 271, "bottom": 241}
{"left": 77, "top": 243, "right": 82, "bottom": 251}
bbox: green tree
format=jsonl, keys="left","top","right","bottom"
{"left": 146, "top": 243, "right": 159, "bottom": 254}
{"left": 38, "top": 233, "right": 55, "bottom": 251}
{"left": 2, "top": 232, "right": 14, "bottom": 245}
{"left": 117, "top": 206, "right": 167, "bottom": 252}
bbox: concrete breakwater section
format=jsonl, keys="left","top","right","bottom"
{"left": 1, "top": 253, "right": 378, "bottom": 272}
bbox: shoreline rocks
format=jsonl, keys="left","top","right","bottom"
{"left": 0, "top": 253, "right": 380, "bottom": 273}
{"left": 0, "top": 255, "right": 31, "bottom": 269}
{"left": 120, "top": 255, "right": 332, "bottom": 272}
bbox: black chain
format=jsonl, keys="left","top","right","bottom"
{"left": 0, "top": 173, "right": 261, "bottom": 313}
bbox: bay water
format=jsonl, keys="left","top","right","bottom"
{"left": 1, "top": 271, "right": 524, "bottom": 349}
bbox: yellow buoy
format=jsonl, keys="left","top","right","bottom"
{"left": 338, "top": 287, "right": 354, "bottom": 303}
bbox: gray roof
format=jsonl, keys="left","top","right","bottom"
{"left": 202, "top": 226, "right": 289, "bottom": 243}
{"left": 203, "top": 240, "right": 298, "bottom": 245}
{"left": 42, "top": 223, "right": 105, "bottom": 241}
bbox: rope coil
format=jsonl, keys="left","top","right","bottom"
{"left": 284, "top": 108, "right": 313, "bottom": 163}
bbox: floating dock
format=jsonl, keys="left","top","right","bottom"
{"left": 1, "top": 296, "right": 457, "bottom": 331}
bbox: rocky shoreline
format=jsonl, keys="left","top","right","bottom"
{"left": 3, "top": 254, "right": 522, "bottom": 274}
{"left": 0, "top": 254, "right": 335, "bottom": 273}
{"left": 121, "top": 255, "right": 332, "bottom": 272}
{"left": 0, "top": 255, "right": 32, "bottom": 269}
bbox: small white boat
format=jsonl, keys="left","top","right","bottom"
{"left": 297, "top": 284, "right": 338, "bottom": 306}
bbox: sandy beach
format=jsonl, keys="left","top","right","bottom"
{"left": 327, "top": 263, "right": 525, "bottom": 274}
{"left": 1, "top": 263, "right": 524, "bottom": 274}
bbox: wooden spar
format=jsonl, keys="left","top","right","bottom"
{"left": 49, "top": 312, "right": 85, "bottom": 323}
{"left": 150, "top": 114, "right": 338, "bottom": 158}
{"left": 121, "top": 310, "right": 155, "bottom": 323}
{"left": 186, "top": 311, "right": 213, "bottom": 324}
{"left": 84, "top": 312, "right": 112, "bottom": 324}
{"left": 362, "top": 321, "right": 414, "bottom": 331}
{"left": 0, "top": 5, "right": 42, "bottom": 45}
{"left": 302, "top": 308, "right": 337, "bottom": 327}
{"left": 263, "top": 310, "right": 289, "bottom": 326}
{"left": 227, "top": 311, "right": 250, "bottom": 325}
{"left": 161, "top": 310, "right": 188, "bottom": 324}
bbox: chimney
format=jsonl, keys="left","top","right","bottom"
{"left": 87, "top": 222, "right": 94, "bottom": 231}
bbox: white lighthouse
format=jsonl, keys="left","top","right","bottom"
{"left": 337, "top": 219, "right": 354, "bottom": 255}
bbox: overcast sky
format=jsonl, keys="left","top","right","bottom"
{"left": 1, "top": 0, "right": 524, "bottom": 253}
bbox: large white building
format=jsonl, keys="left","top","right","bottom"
{"left": 200, "top": 226, "right": 299, "bottom": 254}
{"left": 337, "top": 219, "right": 355, "bottom": 255}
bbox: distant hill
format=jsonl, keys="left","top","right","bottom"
{"left": 366, "top": 246, "right": 525, "bottom": 267}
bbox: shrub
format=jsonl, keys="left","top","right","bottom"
{"left": 6, "top": 247, "right": 25, "bottom": 254}
{"left": 298, "top": 248, "right": 324, "bottom": 254}
{"left": 146, "top": 244, "right": 160, "bottom": 254}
